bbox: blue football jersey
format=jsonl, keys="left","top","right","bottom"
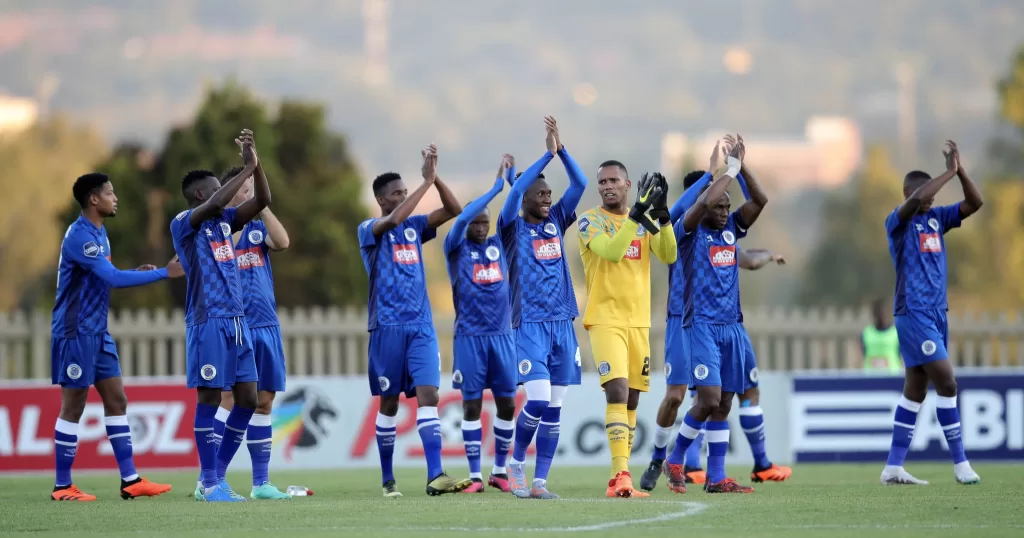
{"left": 235, "top": 220, "right": 279, "bottom": 328}
{"left": 498, "top": 200, "right": 579, "bottom": 327}
{"left": 679, "top": 213, "right": 748, "bottom": 326}
{"left": 170, "top": 207, "right": 245, "bottom": 326}
{"left": 666, "top": 219, "right": 687, "bottom": 318}
{"left": 444, "top": 234, "right": 511, "bottom": 336}
{"left": 52, "top": 217, "right": 114, "bottom": 337}
{"left": 885, "top": 203, "right": 962, "bottom": 315}
{"left": 358, "top": 215, "right": 437, "bottom": 330}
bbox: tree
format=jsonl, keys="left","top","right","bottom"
{"left": 0, "top": 117, "right": 106, "bottom": 310}
{"left": 797, "top": 145, "right": 904, "bottom": 306}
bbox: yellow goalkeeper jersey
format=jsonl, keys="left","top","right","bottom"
{"left": 576, "top": 206, "right": 677, "bottom": 329}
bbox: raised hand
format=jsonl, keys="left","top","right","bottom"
{"left": 544, "top": 116, "right": 561, "bottom": 153}
{"left": 943, "top": 140, "right": 960, "bottom": 172}
{"left": 236, "top": 129, "right": 258, "bottom": 167}
{"left": 503, "top": 153, "right": 515, "bottom": 169}
{"left": 727, "top": 133, "right": 745, "bottom": 162}
{"left": 421, "top": 144, "right": 438, "bottom": 182}
{"left": 497, "top": 154, "right": 513, "bottom": 180}
{"left": 709, "top": 140, "right": 724, "bottom": 172}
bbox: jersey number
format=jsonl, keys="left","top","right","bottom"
{"left": 641, "top": 356, "right": 651, "bottom": 376}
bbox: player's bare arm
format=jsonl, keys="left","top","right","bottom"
{"left": 426, "top": 173, "right": 464, "bottom": 229}
{"left": 549, "top": 116, "right": 588, "bottom": 210}
{"left": 682, "top": 140, "right": 743, "bottom": 233}
{"left": 731, "top": 135, "right": 768, "bottom": 228}
{"left": 738, "top": 249, "right": 785, "bottom": 270}
{"left": 370, "top": 145, "right": 438, "bottom": 237}
{"left": 234, "top": 153, "right": 273, "bottom": 229}
{"left": 895, "top": 141, "right": 959, "bottom": 222}
{"left": 949, "top": 141, "right": 984, "bottom": 219}
{"left": 262, "top": 207, "right": 291, "bottom": 251}
{"left": 188, "top": 130, "right": 258, "bottom": 230}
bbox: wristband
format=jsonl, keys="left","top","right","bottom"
{"left": 725, "top": 156, "right": 741, "bottom": 178}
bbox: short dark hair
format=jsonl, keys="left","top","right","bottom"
{"left": 372, "top": 172, "right": 402, "bottom": 196}
{"left": 904, "top": 170, "right": 931, "bottom": 184}
{"left": 683, "top": 170, "right": 707, "bottom": 189}
{"left": 182, "top": 169, "right": 216, "bottom": 197}
{"left": 598, "top": 160, "right": 628, "bottom": 175}
{"left": 73, "top": 173, "right": 110, "bottom": 208}
{"left": 220, "top": 165, "right": 244, "bottom": 182}
{"left": 514, "top": 171, "right": 545, "bottom": 181}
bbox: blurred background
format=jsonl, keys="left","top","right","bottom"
{"left": 2, "top": 0, "right": 1024, "bottom": 380}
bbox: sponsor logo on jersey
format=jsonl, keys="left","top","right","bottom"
{"left": 709, "top": 245, "right": 736, "bottom": 267}
{"left": 248, "top": 229, "right": 264, "bottom": 244}
{"left": 543, "top": 223, "right": 558, "bottom": 235}
{"left": 211, "top": 240, "right": 235, "bottom": 263}
{"left": 472, "top": 262, "right": 504, "bottom": 284}
{"left": 485, "top": 245, "right": 500, "bottom": 261}
{"left": 470, "top": 251, "right": 479, "bottom": 260}
{"left": 625, "top": 239, "right": 642, "bottom": 260}
{"left": 578, "top": 217, "right": 590, "bottom": 233}
{"left": 919, "top": 233, "right": 941, "bottom": 253}
{"left": 532, "top": 237, "right": 562, "bottom": 260}
{"left": 404, "top": 228, "right": 417, "bottom": 242}
{"left": 393, "top": 244, "right": 420, "bottom": 264}
{"left": 235, "top": 247, "right": 265, "bottom": 269}
{"left": 83, "top": 241, "right": 100, "bottom": 258}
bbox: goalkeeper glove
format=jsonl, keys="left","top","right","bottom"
{"left": 630, "top": 173, "right": 662, "bottom": 235}
{"left": 648, "top": 172, "right": 670, "bottom": 225}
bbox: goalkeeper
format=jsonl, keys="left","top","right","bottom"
{"left": 576, "top": 162, "right": 677, "bottom": 498}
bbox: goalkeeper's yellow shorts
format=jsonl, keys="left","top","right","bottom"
{"left": 588, "top": 325, "right": 650, "bottom": 391}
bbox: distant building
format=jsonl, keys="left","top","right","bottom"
{"left": 0, "top": 95, "right": 38, "bottom": 135}
{"left": 661, "top": 116, "right": 863, "bottom": 190}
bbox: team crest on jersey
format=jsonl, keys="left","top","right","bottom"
{"left": 928, "top": 218, "right": 939, "bottom": 231}
{"left": 598, "top": 361, "right": 611, "bottom": 376}
{"left": 378, "top": 376, "right": 391, "bottom": 392}
{"left": 248, "top": 230, "right": 264, "bottom": 244}
{"left": 404, "top": 228, "right": 417, "bottom": 242}
{"left": 921, "top": 340, "right": 937, "bottom": 356}
{"left": 636, "top": 226, "right": 646, "bottom": 237}
{"left": 452, "top": 370, "right": 463, "bottom": 384}
{"left": 693, "top": 364, "right": 709, "bottom": 380}
{"left": 201, "top": 364, "right": 217, "bottom": 381}
{"left": 518, "top": 359, "right": 532, "bottom": 375}
{"left": 485, "top": 245, "right": 500, "bottom": 261}
{"left": 749, "top": 367, "right": 759, "bottom": 384}
{"left": 543, "top": 222, "right": 558, "bottom": 236}
{"left": 220, "top": 222, "right": 231, "bottom": 237}
{"left": 83, "top": 241, "right": 100, "bottom": 258}
{"left": 66, "top": 363, "right": 82, "bottom": 380}
{"left": 578, "top": 217, "right": 590, "bottom": 233}
{"left": 722, "top": 231, "right": 736, "bottom": 245}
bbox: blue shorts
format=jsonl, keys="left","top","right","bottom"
{"left": 368, "top": 323, "right": 440, "bottom": 398}
{"left": 452, "top": 333, "right": 517, "bottom": 400}
{"left": 895, "top": 309, "right": 949, "bottom": 367}
{"left": 50, "top": 333, "right": 121, "bottom": 388}
{"left": 664, "top": 315, "right": 690, "bottom": 386}
{"left": 686, "top": 322, "right": 748, "bottom": 394}
{"left": 514, "top": 320, "right": 581, "bottom": 386}
{"left": 740, "top": 325, "right": 759, "bottom": 390}
{"left": 186, "top": 317, "right": 258, "bottom": 389}
{"left": 251, "top": 325, "right": 286, "bottom": 393}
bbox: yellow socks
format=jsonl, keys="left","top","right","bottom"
{"left": 606, "top": 403, "right": 629, "bottom": 477}
{"left": 627, "top": 408, "right": 637, "bottom": 456}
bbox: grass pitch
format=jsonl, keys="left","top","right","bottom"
{"left": 2, "top": 464, "right": 1022, "bottom": 538}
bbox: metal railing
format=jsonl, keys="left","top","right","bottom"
{"left": 2, "top": 307, "right": 1022, "bottom": 380}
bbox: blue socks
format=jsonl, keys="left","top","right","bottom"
{"left": 886, "top": 396, "right": 921, "bottom": 467}
{"left": 194, "top": 403, "right": 220, "bottom": 488}
{"left": 213, "top": 406, "right": 228, "bottom": 448}
{"left": 738, "top": 404, "right": 771, "bottom": 469}
{"left": 417, "top": 406, "right": 444, "bottom": 480}
{"left": 54, "top": 418, "right": 78, "bottom": 487}
{"left": 375, "top": 412, "right": 397, "bottom": 484}
{"left": 511, "top": 400, "right": 548, "bottom": 463}
{"left": 462, "top": 419, "right": 483, "bottom": 479}
{"left": 535, "top": 406, "right": 561, "bottom": 480}
{"left": 684, "top": 428, "right": 705, "bottom": 468}
{"left": 492, "top": 418, "right": 514, "bottom": 474}
{"left": 936, "top": 395, "right": 967, "bottom": 464}
{"left": 217, "top": 406, "right": 254, "bottom": 481}
{"left": 104, "top": 415, "right": 138, "bottom": 481}
{"left": 246, "top": 413, "right": 273, "bottom": 487}
{"left": 666, "top": 412, "right": 703, "bottom": 465}
{"left": 652, "top": 424, "right": 673, "bottom": 461}
{"left": 705, "top": 420, "right": 729, "bottom": 484}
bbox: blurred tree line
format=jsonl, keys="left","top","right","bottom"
{"left": 798, "top": 44, "right": 1024, "bottom": 311}
{"left": 0, "top": 81, "right": 369, "bottom": 311}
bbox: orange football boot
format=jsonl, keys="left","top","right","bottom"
{"left": 121, "top": 477, "right": 173, "bottom": 499}
{"left": 51, "top": 484, "right": 96, "bottom": 502}
{"left": 684, "top": 466, "right": 707, "bottom": 485}
{"left": 605, "top": 471, "right": 649, "bottom": 498}
{"left": 751, "top": 464, "right": 793, "bottom": 483}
